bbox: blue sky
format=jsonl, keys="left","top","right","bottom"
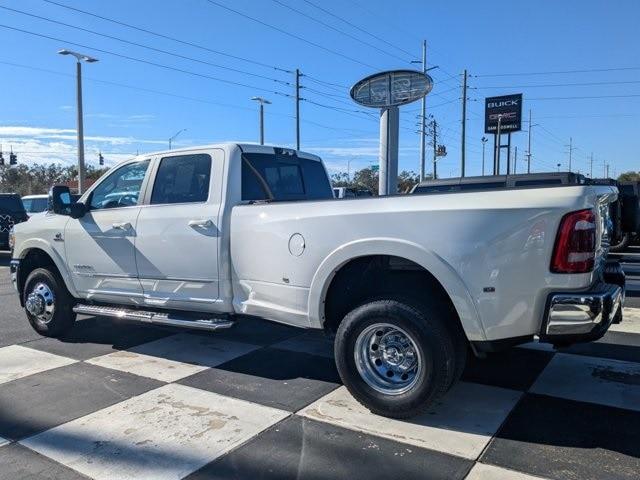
{"left": 0, "top": 0, "right": 638, "bottom": 178}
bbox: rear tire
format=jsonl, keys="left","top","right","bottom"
{"left": 334, "top": 297, "right": 458, "bottom": 419}
{"left": 23, "top": 268, "right": 76, "bottom": 337}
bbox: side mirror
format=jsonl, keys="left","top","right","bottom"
{"left": 49, "top": 185, "right": 85, "bottom": 218}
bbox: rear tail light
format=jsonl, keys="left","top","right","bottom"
{"left": 551, "top": 209, "right": 596, "bottom": 273}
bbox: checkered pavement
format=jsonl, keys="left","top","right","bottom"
{"left": 1, "top": 309, "right": 640, "bottom": 480}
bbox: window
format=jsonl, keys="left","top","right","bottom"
{"left": 242, "top": 153, "right": 332, "bottom": 201}
{"left": 89, "top": 160, "right": 150, "bottom": 210}
{"left": 151, "top": 154, "right": 211, "bottom": 205}
{"left": 22, "top": 197, "right": 48, "bottom": 213}
{"left": 0, "top": 195, "right": 27, "bottom": 213}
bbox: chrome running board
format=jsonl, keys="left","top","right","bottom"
{"left": 73, "top": 304, "right": 235, "bottom": 331}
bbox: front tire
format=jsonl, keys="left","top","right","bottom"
{"left": 23, "top": 268, "right": 76, "bottom": 337}
{"left": 334, "top": 298, "right": 457, "bottom": 419}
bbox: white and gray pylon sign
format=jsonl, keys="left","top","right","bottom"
{"left": 350, "top": 70, "right": 433, "bottom": 195}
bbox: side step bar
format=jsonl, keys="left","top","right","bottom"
{"left": 73, "top": 304, "right": 235, "bottom": 331}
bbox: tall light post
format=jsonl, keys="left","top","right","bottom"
{"left": 169, "top": 128, "right": 187, "bottom": 150}
{"left": 251, "top": 97, "right": 271, "bottom": 145}
{"left": 58, "top": 49, "right": 98, "bottom": 194}
{"left": 481, "top": 137, "right": 488, "bottom": 175}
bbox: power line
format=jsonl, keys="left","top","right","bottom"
{"left": 528, "top": 94, "right": 640, "bottom": 100}
{"left": 41, "top": 0, "right": 291, "bottom": 73}
{"left": 474, "top": 66, "right": 640, "bottom": 77}
{"left": 0, "top": 59, "right": 299, "bottom": 117}
{"left": 0, "top": 59, "right": 381, "bottom": 139}
{"left": 302, "top": 0, "right": 416, "bottom": 58}
{"left": 1, "top": 5, "right": 291, "bottom": 85}
{"left": 269, "top": 0, "right": 411, "bottom": 63}
{"left": 0, "top": 24, "right": 293, "bottom": 96}
{"left": 474, "top": 79, "right": 640, "bottom": 89}
{"left": 204, "top": 0, "right": 380, "bottom": 69}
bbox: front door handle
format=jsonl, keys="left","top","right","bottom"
{"left": 188, "top": 219, "right": 213, "bottom": 228}
{"left": 112, "top": 222, "right": 132, "bottom": 231}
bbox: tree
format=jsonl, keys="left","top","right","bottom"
{"left": 330, "top": 172, "right": 350, "bottom": 187}
{"left": 329, "top": 168, "right": 423, "bottom": 195}
{"left": 398, "top": 170, "right": 420, "bottom": 193}
{"left": 618, "top": 171, "right": 640, "bottom": 182}
{"left": 0, "top": 163, "right": 109, "bottom": 196}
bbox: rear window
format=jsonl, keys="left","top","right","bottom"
{"left": 242, "top": 152, "right": 332, "bottom": 201}
{"left": 0, "top": 195, "right": 26, "bottom": 213}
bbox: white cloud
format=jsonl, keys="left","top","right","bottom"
{"left": 0, "top": 125, "right": 160, "bottom": 167}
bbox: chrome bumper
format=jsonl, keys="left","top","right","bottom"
{"left": 10, "top": 259, "right": 19, "bottom": 291}
{"left": 542, "top": 283, "right": 623, "bottom": 344}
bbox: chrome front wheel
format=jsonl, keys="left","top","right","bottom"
{"left": 354, "top": 322, "right": 423, "bottom": 395}
{"left": 25, "top": 282, "right": 56, "bottom": 323}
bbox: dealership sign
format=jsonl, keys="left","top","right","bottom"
{"left": 484, "top": 94, "right": 522, "bottom": 134}
{"left": 350, "top": 69, "right": 433, "bottom": 108}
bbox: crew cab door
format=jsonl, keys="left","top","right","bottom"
{"left": 65, "top": 159, "right": 151, "bottom": 303}
{"left": 134, "top": 150, "right": 224, "bottom": 312}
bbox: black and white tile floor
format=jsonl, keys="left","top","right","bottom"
{"left": 1, "top": 308, "right": 640, "bottom": 480}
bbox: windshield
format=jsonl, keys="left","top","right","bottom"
{"left": 22, "top": 197, "right": 49, "bottom": 213}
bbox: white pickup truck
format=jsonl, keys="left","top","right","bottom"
{"left": 9, "top": 143, "right": 625, "bottom": 418}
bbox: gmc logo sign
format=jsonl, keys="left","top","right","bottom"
{"left": 485, "top": 93, "right": 523, "bottom": 134}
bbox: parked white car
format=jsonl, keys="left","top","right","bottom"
{"left": 9, "top": 143, "right": 625, "bottom": 417}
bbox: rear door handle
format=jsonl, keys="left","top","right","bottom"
{"left": 112, "top": 222, "right": 132, "bottom": 231}
{"left": 188, "top": 219, "right": 213, "bottom": 228}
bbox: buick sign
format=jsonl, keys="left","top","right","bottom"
{"left": 484, "top": 94, "right": 523, "bottom": 133}
{"left": 350, "top": 70, "right": 433, "bottom": 108}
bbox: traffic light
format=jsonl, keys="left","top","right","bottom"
{"left": 0, "top": 150, "right": 4, "bottom": 166}
{"left": 98, "top": 152, "right": 104, "bottom": 166}
{"left": 9, "top": 150, "right": 17, "bottom": 165}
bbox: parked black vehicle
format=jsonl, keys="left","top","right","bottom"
{"left": 611, "top": 181, "right": 640, "bottom": 250}
{"left": 0, "top": 193, "right": 29, "bottom": 250}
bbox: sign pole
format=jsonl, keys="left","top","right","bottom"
{"left": 493, "top": 133, "right": 498, "bottom": 175}
{"left": 379, "top": 106, "right": 399, "bottom": 195}
{"left": 495, "top": 115, "right": 503, "bottom": 175}
{"left": 506, "top": 133, "right": 512, "bottom": 174}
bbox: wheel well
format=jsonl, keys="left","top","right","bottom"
{"left": 18, "top": 249, "right": 59, "bottom": 303}
{"left": 323, "top": 255, "right": 465, "bottom": 338}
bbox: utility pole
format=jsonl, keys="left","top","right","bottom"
{"left": 251, "top": 96, "right": 271, "bottom": 145}
{"left": 565, "top": 137, "right": 576, "bottom": 172}
{"left": 295, "top": 69, "right": 301, "bottom": 150}
{"left": 461, "top": 69, "right": 468, "bottom": 177}
{"left": 526, "top": 109, "right": 535, "bottom": 174}
{"left": 419, "top": 40, "right": 427, "bottom": 181}
{"left": 58, "top": 49, "right": 98, "bottom": 194}
{"left": 605, "top": 163, "right": 610, "bottom": 178}
{"left": 431, "top": 119, "right": 438, "bottom": 179}
{"left": 481, "top": 137, "right": 488, "bottom": 175}
{"left": 514, "top": 146, "right": 518, "bottom": 174}
{"left": 590, "top": 152, "right": 594, "bottom": 178}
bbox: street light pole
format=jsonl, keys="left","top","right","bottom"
{"left": 58, "top": 49, "right": 98, "bottom": 194}
{"left": 419, "top": 40, "right": 427, "bottom": 181}
{"left": 481, "top": 137, "right": 488, "bottom": 175}
{"left": 169, "top": 128, "right": 187, "bottom": 150}
{"left": 251, "top": 97, "right": 271, "bottom": 145}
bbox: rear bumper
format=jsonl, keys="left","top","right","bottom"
{"left": 540, "top": 263, "right": 625, "bottom": 345}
